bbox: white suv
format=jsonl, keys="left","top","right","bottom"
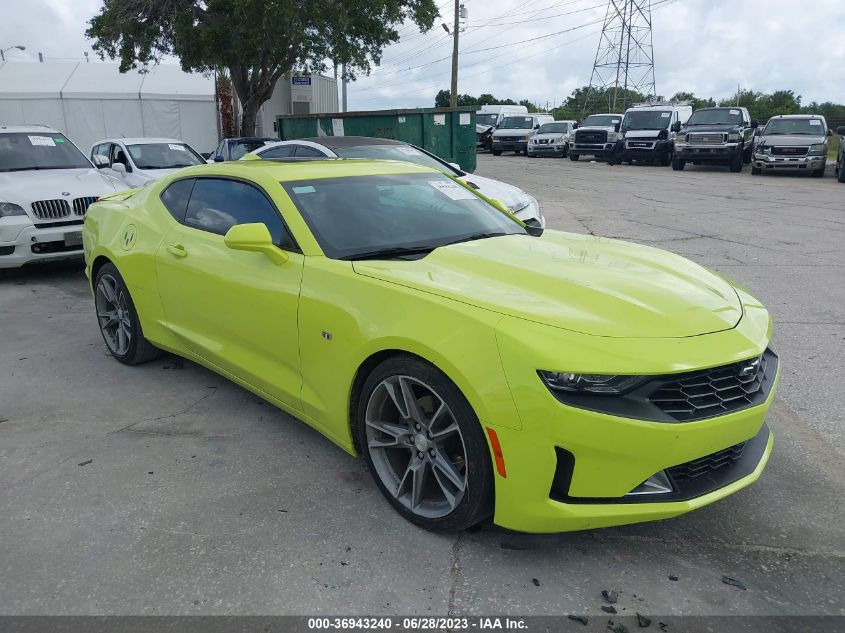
{"left": 90, "top": 137, "right": 207, "bottom": 187}
{"left": 0, "top": 125, "right": 125, "bottom": 268}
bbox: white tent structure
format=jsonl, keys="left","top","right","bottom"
{"left": 0, "top": 61, "right": 217, "bottom": 154}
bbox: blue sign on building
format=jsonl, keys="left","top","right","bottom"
{"left": 292, "top": 76, "right": 311, "bottom": 86}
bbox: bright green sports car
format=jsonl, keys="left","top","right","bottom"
{"left": 82, "top": 158, "right": 777, "bottom": 533}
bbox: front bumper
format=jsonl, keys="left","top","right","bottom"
{"left": 571, "top": 143, "right": 615, "bottom": 156}
{"left": 528, "top": 142, "right": 567, "bottom": 155}
{"left": 488, "top": 296, "right": 777, "bottom": 533}
{"left": 623, "top": 139, "right": 672, "bottom": 158}
{"left": 492, "top": 140, "right": 528, "bottom": 153}
{"left": 753, "top": 153, "right": 826, "bottom": 172}
{"left": 0, "top": 217, "right": 85, "bottom": 268}
{"left": 675, "top": 142, "right": 741, "bottom": 162}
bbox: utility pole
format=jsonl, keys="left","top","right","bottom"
{"left": 449, "top": 0, "right": 460, "bottom": 108}
{"left": 342, "top": 62, "right": 348, "bottom": 112}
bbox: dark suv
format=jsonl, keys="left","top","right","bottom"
{"left": 671, "top": 107, "right": 758, "bottom": 172}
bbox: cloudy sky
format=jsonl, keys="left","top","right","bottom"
{"left": 3, "top": 0, "right": 845, "bottom": 110}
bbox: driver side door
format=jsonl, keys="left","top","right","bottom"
{"left": 155, "top": 176, "right": 304, "bottom": 409}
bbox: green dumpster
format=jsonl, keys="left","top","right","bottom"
{"left": 275, "top": 107, "right": 477, "bottom": 173}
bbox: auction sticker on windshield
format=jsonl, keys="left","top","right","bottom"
{"left": 429, "top": 180, "right": 475, "bottom": 200}
{"left": 168, "top": 144, "right": 186, "bottom": 151}
{"left": 398, "top": 147, "right": 422, "bottom": 155}
{"left": 28, "top": 136, "right": 56, "bottom": 147}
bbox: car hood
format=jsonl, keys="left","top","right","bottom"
{"left": 476, "top": 123, "right": 494, "bottom": 134}
{"left": 532, "top": 133, "right": 568, "bottom": 140}
{"left": 624, "top": 129, "right": 664, "bottom": 139}
{"left": 135, "top": 167, "right": 184, "bottom": 180}
{"left": 576, "top": 126, "right": 616, "bottom": 132}
{"left": 683, "top": 125, "right": 741, "bottom": 134}
{"left": 759, "top": 134, "right": 825, "bottom": 146}
{"left": 0, "top": 168, "right": 121, "bottom": 204}
{"left": 493, "top": 128, "right": 533, "bottom": 137}
{"left": 458, "top": 173, "right": 528, "bottom": 207}
{"left": 352, "top": 231, "right": 743, "bottom": 339}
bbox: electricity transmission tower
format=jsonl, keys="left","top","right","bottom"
{"left": 583, "top": 0, "right": 657, "bottom": 115}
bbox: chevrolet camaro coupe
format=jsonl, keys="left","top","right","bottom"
{"left": 83, "top": 159, "right": 778, "bottom": 533}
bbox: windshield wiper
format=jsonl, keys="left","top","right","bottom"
{"left": 443, "top": 231, "right": 511, "bottom": 246}
{"left": 343, "top": 244, "right": 437, "bottom": 261}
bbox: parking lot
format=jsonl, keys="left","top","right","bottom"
{"left": 1, "top": 155, "right": 843, "bottom": 620}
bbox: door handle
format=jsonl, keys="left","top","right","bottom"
{"left": 167, "top": 243, "right": 188, "bottom": 258}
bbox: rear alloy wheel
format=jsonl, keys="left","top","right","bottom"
{"left": 357, "top": 356, "right": 493, "bottom": 532}
{"left": 94, "top": 263, "right": 161, "bottom": 365}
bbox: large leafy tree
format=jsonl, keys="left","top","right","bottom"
{"left": 87, "top": 0, "right": 439, "bottom": 135}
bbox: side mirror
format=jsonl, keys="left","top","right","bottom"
{"left": 750, "top": 119, "right": 759, "bottom": 128}
{"left": 200, "top": 152, "right": 211, "bottom": 159}
{"left": 92, "top": 154, "right": 109, "bottom": 168}
{"left": 223, "top": 223, "right": 289, "bottom": 265}
{"left": 213, "top": 155, "right": 225, "bottom": 163}
{"left": 111, "top": 162, "right": 127, "bottom": 175}
{"left": 572, "top": 122, "right": 579, "bottom": 129}
{"left": 837, "top": 126, "right": 845, "bottom": 136}
{"left": 753, "top": 128, "right": 762, "bottom": 137}
{"left": 827, "top": 129, "right": 833, "bottom": 137}
{"left": 524, "top": 224, "right": 544, "bottom": 237}
{"left": 534, "top": 124, "right": 540, "bottom": 129}
{"left": 671, "top": 121, "right": 681, "bottom": 133}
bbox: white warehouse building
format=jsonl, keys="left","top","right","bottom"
{"left": 0, "top": 60, "right": 338, "bottom": 154}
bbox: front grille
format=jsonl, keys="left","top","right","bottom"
{"left": 649, "top": 350, "right": 775, "bottom": 422}
{"left": 31, "top": 199, "right": 71, "bottom": 220}
{"left": 498, "top": 136, "right": 522, "bottom": 142}
{"left": 668, "top": 442, "right": 746, "bottom": 480}
{"left": 73, "top": 196, "right": 98, "bottom": 216}
{"left": 771, "top": 146, "right": 809, "bottom": 156}
{"left": 575, "top": 130, "right": 608, "bottom": 144}
{"left": 688, "top": 133, "right": 725, "bottom": 144}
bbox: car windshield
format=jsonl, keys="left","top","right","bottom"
{"left": 622, "top": 110, "right": 672, "bottom": 131}
{"left": 476, "top": 114, "right": 498, "bottom": 127}
{"left": 0, "top": 132, "right": 90, "bottom": 172}
{"left": 231, "top": 140, "right": 273, "bottom": 160}
{"left": 582, "top": 115, "right": 621, "bottom": 127}
{"left": 282, "top": 173, "right": 525, "bottom": 260}
{"left": 499, "top": 116, "right": 534, "bottom": 129}
{"left": 763, "top": 118, "right": 826, "bottom": 136}
{"left": 332, "top": 144, "right": 458, "bottom": 175}
{"left": 538, "top": 123, "right": 569, "bottom": 134}
{"left": 127, "top": 143, "right": 205, "bottom": 169}
{"left": 686, "top": 109, "right": 742, "bottom": 126}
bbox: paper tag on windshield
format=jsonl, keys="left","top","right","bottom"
{"left": 661, "top": 112, "right": 670, "bottom": 117}
{"left": 29, "top": 136, "right": 55, "bottom": 147}
{"left": 429, "top": 180, "right": 475, "bottom": 200}
{"left": 809, "top": 119, "right": 821, "bottom": 126}
{"left": 168, "top": 144, "right": 185, "bottom": 151}
{"left": 729, "top": 109, "right": 740, "bottom": 115}
{"left": 398, "top": 146, "right": 422, "bottom": 156}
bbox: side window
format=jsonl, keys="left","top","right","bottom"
{"left": 111, "top": 144, "right": 131, "bottom": 171}
{"left": 160, "top": 178, "right": 195, "bottom": 222}
{"left": 294, "top": 145, "right": 326, "bottom": 158}
{"left": 261, "top": 145, "right": 295, "bottom": 159}
{"left": 185, "top": 178, "right": 295, "bottom": 250}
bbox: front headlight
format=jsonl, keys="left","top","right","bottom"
{"left": 0, "top": 202, "right": 26, "bottom": 217}
{"left": 727, "top": 132, "right": 741, "bottom": 142}
{"left": 538, "top": 371, "right": 649, "bottom": 395}
{"left": 523, "top": 134, "right": 531, "bottom": 141}
{"left": 809, "top": 143, "right": 827, "bottom": 155}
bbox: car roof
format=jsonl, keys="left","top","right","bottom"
{"left": 768, "top": 114, "right": 825, "bottom": 120}
{"left": 95, "top": 138, "right": 186, "bottom": 145}
{"left": 0, "top": 125, "right": 61, "bottom": 134}
{"left": 171, "top": 157, "right": 441, "bottom": 183}
{"left": 287, "top": 136, "right": 406, "bottom": 149}
{"left": 227, "top": 137, "right": 278, "bottom": 143}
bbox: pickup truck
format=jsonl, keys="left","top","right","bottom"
{"left": 672, "top": 107, "right": 758, "bottom": 173}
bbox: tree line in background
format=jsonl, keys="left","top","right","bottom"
{"left": 436, "top": 87, "right": 845, "bottom": 124}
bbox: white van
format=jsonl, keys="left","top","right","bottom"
{"left": 476, "top": 105, "right": 529, "bottom": 149}
{"left": 609, "top": 102, "right": 693, "bottom": 165}
{"left": 491, "top": 113, "right": 555, "bottom": 156}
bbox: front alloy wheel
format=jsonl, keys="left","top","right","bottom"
{"left": 358, "top": 356, "right": 493, "bottom": 531}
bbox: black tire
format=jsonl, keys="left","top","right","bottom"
{"left": 812, "top": 167, "right": 825, "bottom": 178}
{"left": 355, "top": 355, "right": 494, "bottom": 532}
{"left": 94, "top": 262, "right": 161, "bottom": 365}
{"left": 671, "top": 157, "right": 686, "bottom": 171}
{"left": 838, "top": 159, "right": 845, "bottom": 183}
{"left": 569, "top": 153, "right": 579, "bottom": 162}
{"left": 659, "top": 152, "right": 671, "bottom": 166}
{"left": 729, "top": 154, "right": 743, "bottom": 173}
{"left": 751, "top": 166, "right": 761, "bottom": 175}
{"left": 743, "top": 146, "right": 752, "bottom": 164}
{"left": 491, "top": 150, "right": 502, "bottom": 156}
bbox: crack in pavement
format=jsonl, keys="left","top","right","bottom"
{"left": 110, "top": 391, "right": 217, "bottom": 435}
{"left": 446, "top": 532, "right": 463, "bottom": 619}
